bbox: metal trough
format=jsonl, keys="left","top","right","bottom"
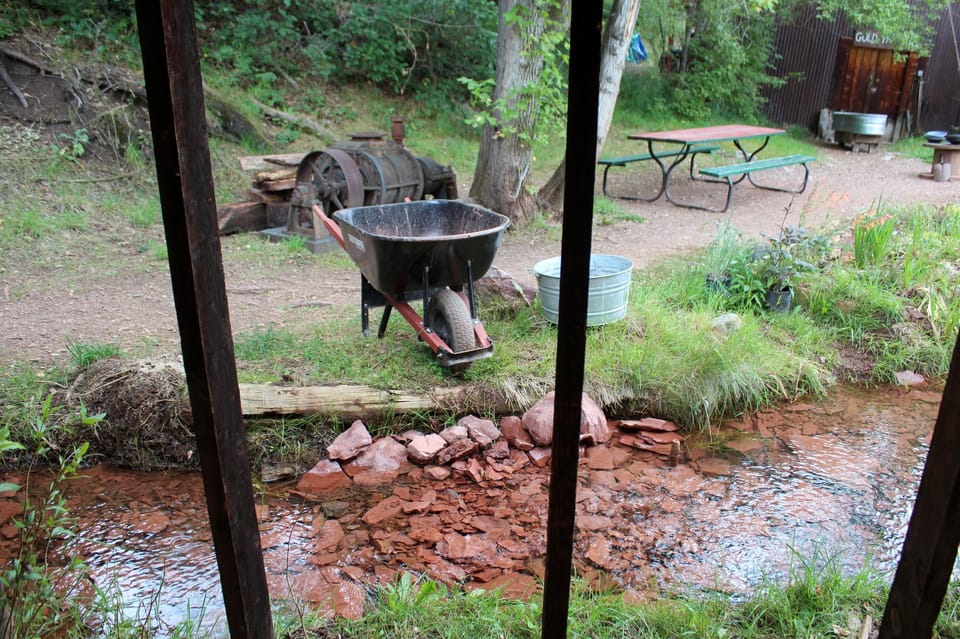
{"left": 833, "top": 111, "right": 887, "bottom": 152}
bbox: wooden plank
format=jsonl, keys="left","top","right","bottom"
{"left": 253, "top": 177, "right": 296, "bottom": 192}
{"left": 133, "top": 1, "right": 274, "bottom": 637}
{"left": 217, "top": 200, "right": 267, "bottom": 235}
{"left": 238, "top": 383, "right": 512, "bottom": 418}
{"left": 879, "top": 333, "right": 960, "bottom": 639}
{"left": 238, "top": 152, "right": 307, "bottom": 171}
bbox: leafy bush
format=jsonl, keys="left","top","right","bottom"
{"left": 194, "top": 0, "right": 497, "bottom": 106}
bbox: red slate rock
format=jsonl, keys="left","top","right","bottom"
{"left": 356, "top": 468, "right": 405, "bottom": 487}
{"left": 297, "top": 459, "right": 352, "bottom": 495}
{"left": 617, "top": 417, "right": 678, "bottom": 432}
{"left": 362, "top": 495, "right": 405, "bottom": 525}
{"left": 577, "top": 514, "right": 612, "bottom": 531}
{"left": 334, "top": 581, "right": 367, "bottom": 619}
{"left": 342, "top": 437, "right": 409, "bottom": 477}
{"left": 476, "top": 572, "right": 540, "bottom": 599}
{"left": 694, "top": 457, "right": 733, "bottom": 477}
{"left": 0, "top": 500, "right": 22, "bottom": 527}
{"left": 406, "top": 433, "right": 447, "bottom": 464}
{"left": 315, "top": 519, "right": 344, "bottom": 552}
{"left": 326, "top": 420, "right": 373, "bottom": 461}
{"left": 424, "top": 465, "right": 452, "bottom": 480}
{"left": 409, "top": 526, "right": 445, "bottom": 543}
{"left": 586, "top": 535, "right": 613, "bottom": 568}
{"left": 436, "top": 438, "right": 479, "bottom": 465}
{"left": 464, "top": 458, "right": 485, "bottom": 483}
{"left": 640, "top": 431, "right": 683, "bottom": 445}
{"left": 487, "top": 440, "right": 511, "bottom": 460}
{"left": 459, "top": 414, "right": 502, "bottom": 447}
{"left": 528, "top": 447, "right": 552, "bottom": 468}
{"left": 521, "top": 391, "right": 610, "bottom": 446}
{"left": 438, "top": 424, "right": 469, "bottom": 444}
{"left": 726, "top": 437, "right": 764, "bottom": 454}
{"left": 437, "top": 532, "right": 497, "bottom": 559}
{"left": 500, "top": 415, "right": 535, "bottom": 451}
{"left": 586, "top": 445, "right": 615, "bottom": 470}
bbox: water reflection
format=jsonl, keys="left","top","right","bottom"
{"left": 18, "top": 385, "right": 953, "bottom": 629}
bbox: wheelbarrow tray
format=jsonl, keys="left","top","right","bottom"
{"left": 333, "top": 200, "right": 511, "bottom": 296}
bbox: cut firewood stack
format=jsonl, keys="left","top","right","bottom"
{"left": 216, "top": 152, "right": 307, "bottom": 235}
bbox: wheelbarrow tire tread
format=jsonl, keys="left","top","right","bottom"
{"left": 428, "top": 289, "right": 475, "bottom": 356}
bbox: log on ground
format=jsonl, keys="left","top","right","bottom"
{"left": 238, "top": 383, "right": 512, "bottom": 420}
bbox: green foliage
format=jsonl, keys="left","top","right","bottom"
{"left": 460, "top": 0, "right": 569, "bottom": 147}
{"left": 0, "top": 393, "right": 101, "bottom": 639}
{"left": 51, "top": 128, "right": 90, "bottom": 162}
{"left": 0, "top": 0, "right": 31, "bottom": 38}
{"left": 852, "top": 204, "right": 896, "bottom": 268}
{"left": 672, "top": 0, "right": 782, "bottom": 120}
{"left": 67, "top": 341, "right": 123, "bottom": 369}
{"left": 321, "top": 559, "right": 912, "bottom": 639}
{"left": 816, "top": 0, "right": 946, "bottom": 54}
{"left": 29, "top": 0, "right": 136, "bottom": 56}
{"left": 741, "top": 546, "right": 885, "bottom": 637}
{"left": 195, "top": 0, "right": 497, "bottom": 105}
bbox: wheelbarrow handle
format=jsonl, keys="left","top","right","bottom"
{"left": 311, "top": 204, "right": 346, "bottom": 250}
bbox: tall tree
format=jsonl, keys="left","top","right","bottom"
{"left": 536, "top": 0, "right": 641, "bottom": 215}
{"left": 468, "top": 0, "right": 552, "bottom": 227}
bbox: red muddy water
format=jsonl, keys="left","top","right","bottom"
{"left": 0, "top": 385, "right": 951, "bottom": 633}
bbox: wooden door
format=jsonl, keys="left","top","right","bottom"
{"left": 831, "top": 36, "right": 921, "bottom": 118}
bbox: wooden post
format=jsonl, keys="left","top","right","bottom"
{"left": 879, "top": 332, "right": 960, "bottom": 639}
{"left": 133, "top": 1, "right": 274, "bottom": 637}
{"left": 540, "top": 1, "right": 602, "bottom": 637}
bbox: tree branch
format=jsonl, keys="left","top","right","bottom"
{"left": 0, "top": 59, "right": 28, "bottom": 108}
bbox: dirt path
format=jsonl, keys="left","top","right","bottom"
{"left": 0, "top": 142, "right": 955, "bottom": 367}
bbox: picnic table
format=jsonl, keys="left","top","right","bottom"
{"left": 609, "top": 124, "right": 815, "bottom": 212}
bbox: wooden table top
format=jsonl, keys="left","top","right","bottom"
{"left": 628, "top": 124, "right": 785, "bottom": 145}
{"left": 923, "top": 142, "right": 960, "bottom": 150}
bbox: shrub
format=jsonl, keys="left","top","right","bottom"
{"left": 194, "top": 0, "right": 497, "bottom": 105}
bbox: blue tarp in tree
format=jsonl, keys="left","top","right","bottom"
{"left": 627, "top": 34, "right": 648, "bottom": 63}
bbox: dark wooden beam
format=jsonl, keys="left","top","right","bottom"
{"left": 879, "top": 332, "right": 960, "bottom": 639}
{"left": 541, "top": 1, "right": 603, "bottom": 637}
{"left": 133, "top": 1, "right": 274, "bottom": 637}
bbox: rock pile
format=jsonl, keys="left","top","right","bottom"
{"left": 283, "top": 392, "right": 693, "bottom": 617}
{"left": 295, "top": 391, "right": 617, "bottom": 498}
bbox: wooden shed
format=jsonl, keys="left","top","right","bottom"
{"left": 763, "top": 2, "right": 960, "bottom": 136}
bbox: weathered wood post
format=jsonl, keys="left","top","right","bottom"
{"left": 133, "top": 1, "right": 274, "bottom": 636}
{"left": 541, "top": 1, "right": 603, "bottom": 637}
{"left": 879, "top": 332, "right": 960, "bottom": 639}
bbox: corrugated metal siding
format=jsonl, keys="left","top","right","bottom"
{"left": 763, "top": 2, "right": 960, "bottom": 133}
{"left": 762, "top": 6, "right": 849, "bottom": 131}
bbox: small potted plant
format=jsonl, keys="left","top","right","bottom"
{"left": 752, "top": 230, "right": 814, "bottom": 313}
{"left": 947, "top": 125, "right": 960, "bottom": 145}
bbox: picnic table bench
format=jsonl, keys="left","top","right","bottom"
{"left": 623, "top": 125, "right": 817, "bottom": 212}
{"left": 598, "top": 144, "right": 719, "bottom": 199}
{"left": 698, "top": 154, "right": 817, "bottom": 212}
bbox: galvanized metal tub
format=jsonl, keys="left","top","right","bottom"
{"left": 833, "top": 112, "right": 888, "bottom": 136}
{"left": 533, "top": 254, "right": 633, "bottom": 326}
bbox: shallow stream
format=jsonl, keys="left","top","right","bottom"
{"left": 3, "top": 384, "right": 953, "bottom": 632}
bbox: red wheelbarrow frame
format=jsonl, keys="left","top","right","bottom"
{"left": 311, "top": 204, "right": 494, "bottom": 369}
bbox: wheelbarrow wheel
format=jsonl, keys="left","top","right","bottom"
{"left": 428, "top": 288, "right": 475, "bottom": 358}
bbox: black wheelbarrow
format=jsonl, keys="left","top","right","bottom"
{"left": 311, "top": 200, "right": 511, "bottom": 371}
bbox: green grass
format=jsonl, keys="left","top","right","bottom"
{"left": 298, "top": 555, "right": 960, "bottom": 639}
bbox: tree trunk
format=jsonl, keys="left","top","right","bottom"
{"left": 537, "top": 0, "right": 642, "bottom": 216}
{"left": 469, "top": 0, "right": 547, "bottom": 227}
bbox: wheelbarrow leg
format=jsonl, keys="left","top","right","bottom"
{"left": 464, "top": 259, "right": 477, "bottom": 319}
{"left": 377, "top": 306, "right": 392, "bottom": 338}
